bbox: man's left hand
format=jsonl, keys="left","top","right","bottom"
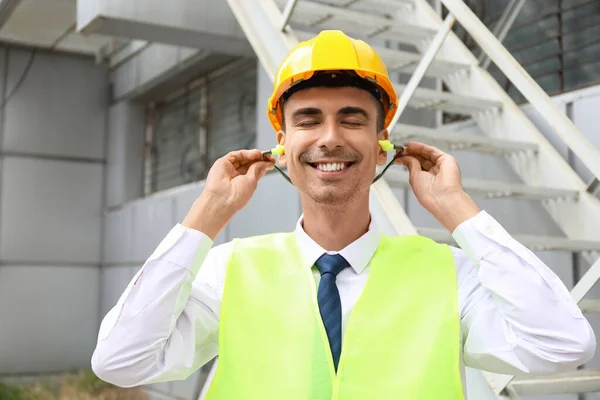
{"left": 395, "top": 142, "right": 481, "bottom": 233}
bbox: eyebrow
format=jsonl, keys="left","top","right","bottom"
{"left": 291, "top": 107, "right": 322, "bottom": 120}
{"left": 338, "top": 106, "right": 369, "bottom": 119}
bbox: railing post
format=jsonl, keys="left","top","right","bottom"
{"left": 479, "top": 0, "right": 527, "bottom": 70}
{"left": 280, "top": 0, "right": 299, "bottom": 31}
{"left": 388, "top": 13, "right": 456, "bottom": 131}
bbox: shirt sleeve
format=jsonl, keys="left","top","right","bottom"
{"left": 453, "top": 211, "right": 596, "bottom": 375}
{"left": 91, "top": 223, "right": 231, "bottom": 388}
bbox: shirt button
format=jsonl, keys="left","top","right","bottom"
{"left": 484, "top": 226, "right": 494, "bottom": 235}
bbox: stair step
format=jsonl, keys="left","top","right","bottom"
{"left": 390, "top": 123, "right": 538, "bottom": 155}
{"left": 281, "top": 0, "right": 435, "bottom": 44}
{"left": 294, "top": 30, "right": 469, "bottom": 78}
{"left": 578, "top": 299, "right": 600, "bottom": 313}
{"left": 509, "top": 369, "right": 600, "bottom": 396}
{"left": 395, "top": 84, "right": 502, "bottom": 115}
{"left": 311, "top": 0, "right": 415, "bottom": 10}
{"left": 417, "top": 228, "right": 600, "bottom": 252}
{"left": 375, "top": 46, "right": 469, "bottom": 78}
{"left": 384, "top": 169, "right": 578, "bottom": 201}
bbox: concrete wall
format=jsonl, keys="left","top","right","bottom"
{"left": 0, "top": 47, "right": 108, "bottom": 374}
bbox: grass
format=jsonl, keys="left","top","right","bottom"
{"left": 0, "top": 370, "right": 147, "bottom": 400}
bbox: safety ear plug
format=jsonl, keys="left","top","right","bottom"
{"left": 262, "top": 144, "right": 285, "bottom": 157}
{"left": 378, "top": 140, "right": 395, "bottom": 151}
{"left": 378, "top": 140, "right": 403, "bottom": 152}
{"left": 373, "top": 141, "right": 405, "bottom": 184}
{"left": 270, "top": 144, "right": 285, "bottom": 156}
{"left": 262, "top": 145, "right": 293, "bottom": 186}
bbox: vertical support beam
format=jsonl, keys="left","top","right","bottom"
{"left": 280, "top": 0, "right": 299, "bottom": 31}
{"left": 479, "top": 0, "right": 527, "bottom": 70}
{"left": 389, "top": 13, "right": 456, "bottom": 130}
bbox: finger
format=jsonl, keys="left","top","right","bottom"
{"left": 397, "top": 155, "right": 422, "bottom": 176}
{"left": 246, "top": 160, "right": 272, "bottom": 182}
{"left": 403, "top": 142, "right": 446, "bottom": 163}
{"left": 398, "top": 154, "right": 433, "bottom": 171}
{"left": 225, "top": 149, "right": 264, "bottom": 169}
{"left": 238, "top": 159, "right": 275, "bottom": 175}
{"left": 414, "top": 155, "right": 434, "bottom": 171}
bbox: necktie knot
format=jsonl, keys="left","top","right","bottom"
{"left": 315, "top": 253, "right": 349, "bottom": 278}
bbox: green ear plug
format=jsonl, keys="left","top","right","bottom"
{"left": 378, "top": 140, "right": 395, "bottom": 151}
{"left": 270, "top": 144, "right": 285, "bottom": 156}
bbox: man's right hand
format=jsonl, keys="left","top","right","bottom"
{"left": 182, "top": 149, "right": 275, "bottom": 240}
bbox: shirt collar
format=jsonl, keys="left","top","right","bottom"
{"left": 294, "top": 214, "right": 381, "bottom": 274}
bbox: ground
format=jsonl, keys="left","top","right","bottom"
{"left": 0, "top": 370, "right": 146, "bottom": 400}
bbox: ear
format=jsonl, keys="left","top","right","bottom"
{"left": 276, "top": 130, "right": 287, "bottom": 167}
{"left": 376, "top": 128, "right": 389, "bottom": 166}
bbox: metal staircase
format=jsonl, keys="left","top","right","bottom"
{"left": 225, "top": 0, "right": 600, "bottom": 398}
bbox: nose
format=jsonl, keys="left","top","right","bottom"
{"left": 316, "top": 119, "right": 345, "bottom": 151}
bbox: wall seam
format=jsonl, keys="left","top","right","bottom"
{"left": 0, "top": 47, "right": 9, "bottom": 258}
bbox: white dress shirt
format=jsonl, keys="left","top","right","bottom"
{"left": 91, "top": 210, "right": 596, "bottom": 398}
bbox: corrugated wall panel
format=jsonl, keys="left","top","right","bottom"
{"left": 148, "top": 58, "right": 257, "bottom": 194}
{"left": 207, "top": 58, "right": 257, "bottom": 166}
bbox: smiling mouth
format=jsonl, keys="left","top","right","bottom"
{"left": 308, "top": 161, "right": 354, "bottom": 172}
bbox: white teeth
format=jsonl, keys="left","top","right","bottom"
{"left": 317, "top": 163, "right": 346, "bottom": 172}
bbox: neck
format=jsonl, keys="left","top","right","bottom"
{"left": 300, "top": 194, "right": 371, "bottom": 252}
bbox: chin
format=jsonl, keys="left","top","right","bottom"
{"left": 305, "top": 185, "right": 359, "bottom": 206}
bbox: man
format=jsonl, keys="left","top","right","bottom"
{"left": 92, "top": 30, "right": 595, "bottom": 399}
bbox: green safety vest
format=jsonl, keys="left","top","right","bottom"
{"left": 204, "top": 232, "right": 464, "bottom": 400}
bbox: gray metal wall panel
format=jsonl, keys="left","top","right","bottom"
{"left": 207, "top": 59, "right": 257, "bottom": 166}
{"left": 170, "top": 370, "right": 202, "bottom": 399}
{"left": 103, "top": 205, "right": 133, "bottom": 264}
{"left": 138, "top": 44, "right": 179, "bottom": 88}
{"left": 100, "top": 265, "right": 137, "bottom": 318}
{"left": 0, "top": 265, "right": 100, "bottom": 374}
{"left": 1, "top": 157, "right": 103, "bottom": 264}
{"left": 106, "top": 101, "right": 145, "bottom": 208}
{"left": 173, "top": 183, "right": 205, "bottom": 223}
{"left": 522, "top": 102, "right": 569, "bottom": 162}
{"left": 2, "top": 49, "right": 108, "bottom": 159}
{"left": 131, "top": 196, "right": 176, "bottom": 262}
{"left": 572, "top": 95, "right": 600, "bottom": 185}
{"left": 227, "top": 173, "right": 300, "bottom": 239}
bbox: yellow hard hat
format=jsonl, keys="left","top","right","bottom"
{"left": 267, "top": 30, "right": 398, "bottom": 132}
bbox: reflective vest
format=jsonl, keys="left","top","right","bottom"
{"left": 204, "top": 232, "right": 464, "bottom": 400}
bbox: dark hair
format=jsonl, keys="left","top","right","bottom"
{"left": 280, "top": 72, "right": 386, "bottom": 132}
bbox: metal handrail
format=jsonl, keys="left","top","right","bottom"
{"left": 441, "top": 0, "right": 600, "bottom": 185}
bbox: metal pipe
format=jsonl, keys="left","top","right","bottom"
{"left": 280, "top": 0, "right": 299, "bottom": 31}
{"left": 388, "top": 13, "right": 456, "bottom": 132}
{"left": 479, "top": 0, "right": 527, "bottom": 69}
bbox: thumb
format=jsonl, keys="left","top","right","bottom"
{"left": 398, "top": 155, "right": 421, "bottom": 175}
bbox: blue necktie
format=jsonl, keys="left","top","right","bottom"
{"left": 315, "top": 253, "right": 349, "bottom": 371}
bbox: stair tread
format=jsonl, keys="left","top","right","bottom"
{"left": 282, "top": 0, "right": 435, "bottom": 43}
{"left": 417, "top": 228, "right": 600, "bottom": 252}
{"left": 578, "top": 299, "right": 600, "bottom": 313}
{"left": 395, "top": 84, "right": 502, "bottom": 114}
{"left": 310, "top": 0, "right": 415, "bottom": 9}
{"left": 374, "top": 46, "right": 469, "bottom": 77}
{"left": 390, "top": 123, "right": 538, "bottom": 155}
{"left": 294, "top": 30, "right": 469, "bottom": 78}
{"left": 509, "top": 368, "right": 600, "bottom": 395}
{"left": 384, "top": 169, "right": 577, "bottom": 200}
